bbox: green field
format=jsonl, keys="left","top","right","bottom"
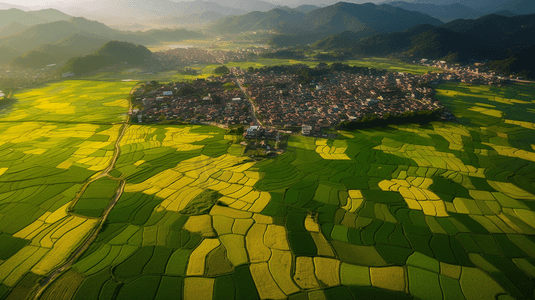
{"left": 1, "top": 76, "right": 535, "bottom": 300}
{"left": 78, "top": 57, "right": 441, "bottom": 84}
{"left": 346, "top": 57, "right": 441, "bottom": 74}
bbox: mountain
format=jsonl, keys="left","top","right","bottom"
{"left": 0, "top": 22, "right": 29, "bottom": 38}
{"left": 493, "top": 0, "right": 535, "bottom": 15}
{"left": 0, "top": 46, "right": 22, "bottom": 63}
{"left": 28, "top": 9, "right": 72, "bottom": 22}
{"left": 380, "top": 0, "right": 503, "bottom": 13}
{"left": 314, "top": 12, "right": 535, "bottom": 76}
{"left": 213, "top": 7, "right": 309, "bottom": 34}
{"left": 57, "top": 0, "right": 245, "bottom": 27}
{"left": 214, "top": 2, "right": 442, "bottom": 38}
{"left": 0, "top": 8, "right": 72, "bottom": 28}
{"left": 0, "top": 2, "right": 29, "bottom": 10}
{"left": 305, "top": 2, "right": 443, "bottom": 34}
{"left": 63, "top": 41, "right": 152, "bottom": 75}
{"left": 133, "top": 28, "right": 204, "bottom": 42}
{"left": 11, "top": 34, "right": 111, "bottom": 68}
{"left": 493, "top": 10, "right": 517, "bottom": 17}
{"left": 385, "top": 1, "right": 483, "bottom": 22}
{"left": 440, "top": 13, "right": 535, "bottom": 40}
{"left": 294, "top": 5, "right": 319, "bottom": 13}
{"left": 157, "top": 11, "right": 225, "bottom": 26}
{"left": 2, "top": 17, "right": 203, "bottom": 68}
{"left": 0, "top": 18, "right": 114, "bottom": 53}
{"left": 209, "top": 0, "right": 279, "bottom": 12}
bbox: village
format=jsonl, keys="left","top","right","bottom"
{"left": 132, "top": 62, "right": 505, "bottom": 137}
{"left": 131, "top": 75, "right": 255, "bottom": 125}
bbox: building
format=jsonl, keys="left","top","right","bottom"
{"left": 302, "top": 124, "right": 312, "bottom": 135}
{"left": 247, "top": 126, "right": 260, "bottom": 136}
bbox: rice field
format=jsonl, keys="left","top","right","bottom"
{"left": 1, "top": 78, "right": 535, "bottom": 300}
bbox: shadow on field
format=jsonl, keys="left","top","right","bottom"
{"left": 0, "top": 97, "right": 17, "bottom": 115}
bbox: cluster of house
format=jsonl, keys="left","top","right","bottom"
{"left": 243, "top": 125, "right": 279, "bottom": 140}
{"left": 131, "top": 76, "right": 255, "bottom": 125}
{"left": 233, "top": 65, "right": 445, "bottom": 129}
{"left": 0, "top": 64, "right": 60, "bottom": 88}
{"left": 419, "top": 59, "right": 509, "bottom": 84}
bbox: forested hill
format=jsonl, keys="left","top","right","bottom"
{"left": 62, "top": 41, "right": 152, "bottom": 75}
{"left": 2, "top": 17, "right": 202, "bottom": 68}
{"left": 313, "top": 13, "right": 535, "bottom": 78}
{"left": 213, "top": 2, "right": 442, "bottom": 40}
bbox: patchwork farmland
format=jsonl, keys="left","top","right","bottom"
{"left": 1, "top": 79, "right": 535, "bottom": 300}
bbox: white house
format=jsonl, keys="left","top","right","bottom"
{"left": 302, "top": 124, "right": 312, "bottom": 135}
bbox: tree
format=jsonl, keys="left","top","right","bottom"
{"left": 214, "top": 65, "right": 230, "bottom": 74}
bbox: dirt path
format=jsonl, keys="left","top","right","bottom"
{"left": 31, "top": 90, "right": 134, "bottom": 299}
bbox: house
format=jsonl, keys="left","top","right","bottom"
{"left": 247, "top": 126, "right": 259, "bottom": 136}
{"left": 302, "top": 124, "right": 312, "bottom": 135}
{"left": 163, "top": 91, "right": 173, "bottom": 96}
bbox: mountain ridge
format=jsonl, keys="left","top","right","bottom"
{"left": 214, "top": 2, "right": 443, "bottom": 40}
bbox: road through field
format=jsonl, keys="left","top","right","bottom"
{"left": 31, "top": 88, "right": 134, "bottom": 300}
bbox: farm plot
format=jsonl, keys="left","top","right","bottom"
{"left": 242, "top": 83, "right": 535, "bottom": 299}
{"left": 0, "top": 122, "right": 123, "bottom": 291}
{"left": 3, "top": 79, "right": 535, "bottom": 300}
{"left": 0, "top": 80, "right": 135, "bottom": 123}
{"left": 0, "top": 79, "right": 132, "bottom": 298}
{"left": 65, "top": 125, "right": 273, "bottom": 300}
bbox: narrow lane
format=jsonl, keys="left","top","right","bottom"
{"left": 232, "top": 75, "right": 264, "bottom": 127}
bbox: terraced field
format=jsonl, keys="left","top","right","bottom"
{"left": 0, "top": 79, "right": 535, "bottom": 300}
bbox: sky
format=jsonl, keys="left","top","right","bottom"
{"left": 1, "top": 0, "right": 385, "bottom": 8}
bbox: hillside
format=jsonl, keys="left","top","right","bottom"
{"left": 58, "top": 0, "right": 245, "bottom": 27}
{"left": 216, "top": 2, "right": 442, "bottom": 45}
{"left": 0, "top": 22, "right": 29, "bottom": 38}
{"left": 314, "top": 12, "right": 535, "bottom": 77}
{"left": 440, "top": 13, "right": 535, "bottom": 39}
{"left": 385, "top": 1, "right": 483, "bottom": 22}
{"left": 294, "top": 4, "right": 319, "bottom": 13}
{"left": 212, "top": 8, "right": 309, "bottom": 34}
{"left": 3, "top": 18, "right": 203, "bottom": 68}
{"left": 62, "top": 41, "right": 152, "bottom": 75}
{"left": 11, "top": 34, "right": 111, "bottom": 68}
{"left": 306, "top": 2, "right": 442, "bottom": 34}
{"left": 210, "top": 0, "right": 278, "bottom": 12}
{"left": 0, "top": 8, "right": 71, "bottom": 28}
{"left": 493, "top": 0, "right": 535, "bottom": 15}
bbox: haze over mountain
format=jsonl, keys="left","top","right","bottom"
{"left": 0, "top": 22, "right": 30, "bottom": 38}
{"left": 314, "top": 12, "right": 535, "bottom": 76}
{"left": 385, "top": 1, "right": 483, "bottom": 22}
{"left": 380, "top": 0, "right": 535, "bottom": 15}
{"left": 0, "top": 16, "right": 203, "bottom": 68}
{"left": 0, "top": 2, "right": 29, "bottom": 10}
{"left": 0, "top": 8, "right": 71, "bottom": 28}
{"left": 209, "top": 0, "right": 279, "bottom": 12}
{"left": 214, "top": 2, "right": 442, "bottom": 43}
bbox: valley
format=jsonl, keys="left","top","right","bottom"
{"left": 1, "top": 0, "right": 535, "bottom": 299}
